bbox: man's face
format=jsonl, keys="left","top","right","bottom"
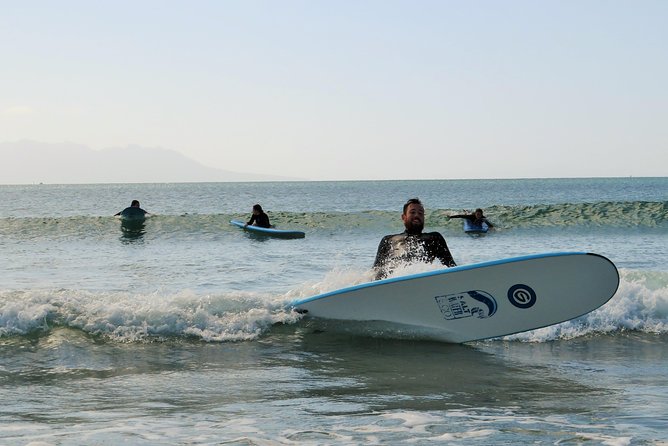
{"left": 402, "top": 203, "right": 425, "bottom": 232}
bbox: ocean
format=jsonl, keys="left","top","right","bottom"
{"left": 0, "top": 177, "right": 666, "bottom": 445}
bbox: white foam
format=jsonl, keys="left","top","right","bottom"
{"left": 504, "top": 269, "right": 668, "bottom": 342}
{"left": 0, "top": 288, "right": 301, "bottom": 342}
{"left": 379, "top": 411, "right": 499, "bottom": 442}
{"left": 284, "top": 261, "right": 442, "bottom": 300}
{"left": 3, "top": 268, "right": 666, "bottom": 343}
{"left": 0, "top": 291, "right": 54, "bottom": 336}
{"left": 284, "top": 266, "right": 374, "bottom": 299}
{"left": 575, "top": 432, "right": 632, "bottom": 446}
{"left": 382, "top": 411, "right": 444, "bottom": 430}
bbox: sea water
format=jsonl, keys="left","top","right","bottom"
{"left": 0, "top": 178, "right": 666, "bottom": 445}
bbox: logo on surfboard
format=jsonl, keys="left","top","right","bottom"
{"left": 434, "top": 290, "right": 498, "bottom": 320}
{"left": 507, "top": 284, "right": 537, "bottom": 308}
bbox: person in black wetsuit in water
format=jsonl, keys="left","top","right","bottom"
{"left": 373, "top": 198, "right": 456, "bottom": 280}
{"left": 448, "top": 208, "right": 494, "bottom": 228}
{"left": 114, "top": 200, "right": 149, "bottom": 218}
{"left": 245, "top": 204, "right": 272, "bottom": 228}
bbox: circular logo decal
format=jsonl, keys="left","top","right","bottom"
{"left": 507, "top": 284, "right": 537, "bottom": 309}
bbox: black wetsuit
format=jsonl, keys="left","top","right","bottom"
{"left": 373, "top": 230, "right": 456, "bottom": 279}
{"left": 247, "top": 212, "right": 271, "bottom": 228}
{"left": 117, "top": 207, "right": 147, "bottom": 218}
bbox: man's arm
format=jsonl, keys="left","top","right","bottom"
{"left": 433, "top": 233, "right": 457, "bottom": 267}
{"left": 373, "top": 236, "right": 392, "bottom": 280}
{"left": 448, "top": 214, "right": 471, "bottom": 220}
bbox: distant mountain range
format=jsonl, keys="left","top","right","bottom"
{"left": 0, "top": 141, "right": 299, "bottom": 184}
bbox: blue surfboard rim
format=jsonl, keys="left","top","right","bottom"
{"left": 230, "top": 220, "right": 305, "bottom": 238}
{"left": 291, "top": 252, "right": 607, "bottom": 307}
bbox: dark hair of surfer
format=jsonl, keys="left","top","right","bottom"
{"left": 403, "top": 198, "right": 422, "bottom": 214}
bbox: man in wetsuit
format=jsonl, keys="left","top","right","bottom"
{"left": 114, "top": 200, "right": 149, "bottom": 218}
{"left": 373, "top": 198, "right": 456, "bottom": 280}
{"left": 245, "top": 204, "right": 271, "bottom": 228}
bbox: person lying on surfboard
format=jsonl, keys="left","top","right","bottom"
{"left": 245, "top": 204, "right": 272, "bottom": 228}
{"left": 448, "top": 208, "right": 494, "bottom": 228}
{"left": 373, "top": 197, "right": 457, "bottom": 280}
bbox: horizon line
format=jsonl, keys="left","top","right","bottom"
{"left": 0, "top": 175, "right": 664, "bottom": 187}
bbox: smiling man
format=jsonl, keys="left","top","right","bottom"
{"left": 373, "top": 198, "right": 457, "bottom": 280}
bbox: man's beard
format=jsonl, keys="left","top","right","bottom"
{"left": 405, "top": 219, "right": 424, "bottom": 233}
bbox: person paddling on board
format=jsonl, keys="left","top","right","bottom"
{"left": 448, "top": 208, "right": 494, "bottom": 228}
{"left": 373, "top": 198, "right": 456, "bottom": 280}
{"left": 245, "top": 204, "right": 272, "bottom": 228}
{"left": 115, "top": 200, "right": 149, "bottom": 218}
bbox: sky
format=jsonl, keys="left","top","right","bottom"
{"left": 1, "top": 0, "right": 667, "bottom": 181}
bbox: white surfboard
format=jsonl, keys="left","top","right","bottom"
{"left": 291, "top": 252, "right": 619, "bottom": 343}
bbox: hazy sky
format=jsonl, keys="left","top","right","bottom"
{"left": 1, "top": 0, "right": 666, "bottom": 180}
